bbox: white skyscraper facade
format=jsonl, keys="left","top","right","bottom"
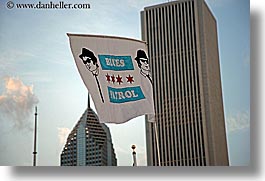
{"left": 142, "top": 0, "right": 229, "bottom": 166}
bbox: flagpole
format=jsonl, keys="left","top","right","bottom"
{"left": 33, "top": 106, "right": 38, "bottom": 166}
{"left": 154, "top": 121, "right": 161, "bottom": 166}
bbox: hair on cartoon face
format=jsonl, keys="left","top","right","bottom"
{"left": 79, "top": 48, "right": 98, "bottom": 65}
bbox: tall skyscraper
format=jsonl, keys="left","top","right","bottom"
{"left": 142, "top": 0, "right": 229, "bottom": 166}
{"left": 60, "top": 96, "right": 117, "bottom": 166}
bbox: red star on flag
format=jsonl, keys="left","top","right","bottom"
{"left": 106, "top": 74, "right": 111, "bottom": 83}
{"left": 111, "top": 75, "right": 115, "bottom": 83}
{"left": 116, "top": 75, "right": 123, "bottom": 85}
{"left": 126, "top": 75, "right": 134, "bottom": 84}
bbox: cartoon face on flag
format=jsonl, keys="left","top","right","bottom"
{"left": 135, "top": 49, "right": 152, "bottom": 84}
{"left": 79, "top": 48, "right": 104, "bottom": 103}
{"left": 68, "top": 34, "right": 155, "bottom": 124}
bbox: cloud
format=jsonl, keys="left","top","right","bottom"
{"left": 115, "top": 145, "right": 128, "bottom": 154}
{"left": 226, "top": 111, "right": 250, "bottom": 132}
{"left": 0, "top": 77, "right": 39, "bottom": 131}
{"left": 58, "top": 127, "right": 71, "bottom": 148}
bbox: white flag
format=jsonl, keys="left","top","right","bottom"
{"left": 68, "top": 34, "right": 155, "bottom": 124}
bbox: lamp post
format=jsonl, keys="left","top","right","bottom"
{"left": 132, "top": 145, "right": 137, "bottom": 166}
{"left": 33, "top": 106, "right": 38, "bottom": 166}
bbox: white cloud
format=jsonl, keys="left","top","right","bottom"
{"left": 226, "top": 111, "right": 250, "bottom": 132}
{"left": 115, "top": 145, "right": 128, "bottom": 154}
{"left": 57, "top": 127, "right": 71, "bottom": 148}
{"left": 0, "top": 77, "right": 39, "bottom": 131}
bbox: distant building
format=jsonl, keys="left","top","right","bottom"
{"left": 142, "top": 0, "right": 229, "bottom": 166}
{"left": 60, "top": 96, "right": 117, "bottom": 166}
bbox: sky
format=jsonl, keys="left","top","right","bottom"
{"left": 0, "top": 0, "right": 249, "bottom": 166}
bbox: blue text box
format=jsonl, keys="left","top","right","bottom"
{"left": 98, "top": 55, "right": 134, "bottom": 71}
{"left": 107, "top": 86, "right": 145, "bottom": 104}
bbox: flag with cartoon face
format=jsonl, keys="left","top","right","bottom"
{"left": 68, "top": 34, "right": 155, "bottom": 124}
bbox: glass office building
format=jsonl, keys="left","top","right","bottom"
{"left": 60, "top": 97, "right": 117, "bottom": 166}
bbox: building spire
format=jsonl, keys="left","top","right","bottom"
{"left": 88, "top": 92, "right": 90, "bottom": 108}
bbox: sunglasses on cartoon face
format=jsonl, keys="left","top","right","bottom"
{"left": 140, "top": 58, "right": 148, "bottom": 64}
{"left": 82, "top": 56, "right": 92, "bottom": 64}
